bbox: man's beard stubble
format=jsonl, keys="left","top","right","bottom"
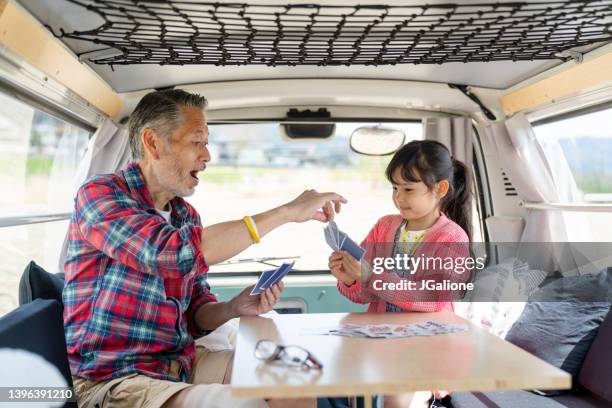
{"left": 152, "top": 153, "right": 195, "bottom": 198}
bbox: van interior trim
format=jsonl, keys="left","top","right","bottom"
{"left": 449, "top": 84, "right": 496, "bottom": 120}
{"left": 471, "top": 127, "right": 492, "bottom": 243}
{"left": 526, "top": 84, "right": 612, "bottom": 123}
{"left": 530, "top": 98, "right": 612, "bottom": 128}
{"left": 0, "top": 212, "right": 72, "bottom": 228}
{"left": 0, "top": 0, "right": 122, "bottom": 117}
{"left": 521, "top": 202, "right": 612, "bottom": 213}
{"left": 208, "top": 118, "right": 424, "bottom": 125}
{"left": 500, "top": 49, "right": 612, "bottom": 116}
{"left": 206, "top": 108, "right": 454, "bottom": 122}
{"left": 120, "top": 79, "right": 484, "bottom": 119}
{"left": 0, "top": 49, "right": 103, "bottom": 130}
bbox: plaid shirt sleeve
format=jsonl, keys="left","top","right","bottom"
{"left": 186, "top": 272, "right": 218, "bottom": 338}
{"left": 76, "top": 178, "right": 203, "bottom": 279}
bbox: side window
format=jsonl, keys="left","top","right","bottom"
{"left": 0, "top": 91, "right": 91, "bottom": 316}
{"left": 532, "top": 105, "right": 612, "bottom": 241}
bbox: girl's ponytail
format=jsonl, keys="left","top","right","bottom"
{"left": 442, "top": 158, "right": 472, "bottom": 241}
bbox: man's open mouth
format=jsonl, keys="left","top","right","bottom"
{"left": 190, "top": 170, "right": 199, "bottom": 180}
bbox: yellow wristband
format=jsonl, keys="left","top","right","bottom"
{"left": 243, "top": 215, "right": 260, "bottom": 244}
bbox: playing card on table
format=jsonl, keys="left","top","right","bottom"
{"left": 310, "top": 321, "right": 468, "bottom": 338}
{"left": 329, "top": 324, "right": 371, "bottom": 338}
{"left": 363, "top": 324, "right": 395, "bottom": 338}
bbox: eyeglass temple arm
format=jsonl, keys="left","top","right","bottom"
{"left": 307, "top": 353, "right": 323, "bottom": 369}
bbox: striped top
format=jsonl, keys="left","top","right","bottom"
{"left": 386, "top": 222, "right": 427, "bottom": 312}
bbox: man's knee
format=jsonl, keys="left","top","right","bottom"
{"left": 163, "top": 384, "right": 268, "bottom": 408}
{"left": 223, "top": 352, "right": 235, "bottom": 384}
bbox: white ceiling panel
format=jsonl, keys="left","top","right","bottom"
{"left": 16, "top": 0, "right": 608, "bottom": 93}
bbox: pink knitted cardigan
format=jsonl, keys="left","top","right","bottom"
{"left": 337, "top": 213, "right": 470, "bottom": 313}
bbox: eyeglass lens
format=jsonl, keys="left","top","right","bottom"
{"left": 255, "top": 340, "right": 278, "bottom": 360}
{"left": 279, "top": 346, "right": 309, "bottom": 366}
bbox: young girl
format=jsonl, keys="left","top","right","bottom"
{"left": 328, "top": 140, "right": 472, "bottom": 408}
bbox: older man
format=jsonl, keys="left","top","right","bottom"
{"left": 63, "top": 89, "right": 345, "bottom": 408}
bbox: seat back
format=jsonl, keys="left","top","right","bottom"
{"left": 0, "top": 299, "right": 73, "bottom": 388}
{"left": 18, "top": 260, "right": 65, "bottom": 306}
{"left": 578, "top": 306, "right": 612, "bottom": 404}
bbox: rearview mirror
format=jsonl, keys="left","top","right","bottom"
{"left": 350, "top": 127, "right": 406, "bottom": 156}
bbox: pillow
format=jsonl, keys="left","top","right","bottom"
{"left": 469, "top": 257, "right": 547, "bottom": 302}
{"left": 461, "top": 257, "right": 547, "bottom": 337}
{"left": 486, "top": 302, "right": 527, "bottom": 338}
{"left": 505, "top": 268, "right": 612, "bottom": 393}
{"left": 18, "top": 261, "right": 65, "bottom": 306}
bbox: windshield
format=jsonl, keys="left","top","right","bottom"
{"left": 187, "top": 122, "right": 422, "bottom": 273}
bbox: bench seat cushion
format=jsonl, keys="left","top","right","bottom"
{"left": 578, "top": 306, "right": 612, "bottom": 403}
{"left": 452, "top": 391, "right": 611, "bottom": 408}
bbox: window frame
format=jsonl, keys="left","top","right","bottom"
{"left": 530, "top": 99, "right": 612, "bottom": 128}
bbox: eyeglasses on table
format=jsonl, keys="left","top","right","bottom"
{"left": 254, "top": 339, "right": 323, "bottom": 370}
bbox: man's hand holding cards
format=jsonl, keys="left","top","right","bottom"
{"left": 250, "top": 261, "right": 295, "bottom": 295}
{"left": 324, "top": 221, "right": 365, "bottom": 260}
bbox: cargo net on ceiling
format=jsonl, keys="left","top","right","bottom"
{"left": 55, "top": 0, "right": 612, "bottom": 66}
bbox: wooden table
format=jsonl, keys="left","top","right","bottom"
{"left": 231, "top": 312, "right": 570, "bottom": 405}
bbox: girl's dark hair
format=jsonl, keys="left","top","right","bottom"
{"left": 385, "top": 140, "right": 472, "bottom": 241}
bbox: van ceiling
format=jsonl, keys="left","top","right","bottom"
{"left": 17, "top": 0, "right": 611, "bottom": 93}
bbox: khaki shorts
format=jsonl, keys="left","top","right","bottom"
{"left": 73, "top": 346, "right": 265, "bottom": 408}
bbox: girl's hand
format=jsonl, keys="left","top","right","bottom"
{"left": 339, "top": 251, "right": 363, "bottom": 282}
{"left": 328, "top": 252, "right": 356, "bottom": 286}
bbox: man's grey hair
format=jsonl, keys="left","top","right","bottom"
{"left": 128, "top": 89, "right": 208, "bottom": 160}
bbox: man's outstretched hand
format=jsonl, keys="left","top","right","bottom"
{"left": 285, "top": 189, "right": 347, "bottom": 223}
{"left": 229, "top": 282, "right": 285, "bottom": 317}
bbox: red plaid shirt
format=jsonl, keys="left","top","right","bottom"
{"left": 63, "top": 162, "right": 216, "bottom": 382}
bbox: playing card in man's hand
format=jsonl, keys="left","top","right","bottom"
{"left": 250, "top": 261, "right": 295, "bottom": 295}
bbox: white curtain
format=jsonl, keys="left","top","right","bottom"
{"left": 423, "top": 117, "right": 473, "bottom": 166}
{"left": 72, "top": 119, "right": 131, "bottom": 190}
{"left": 482, "top": 114, "right": 582, "bottom": 273}
{"left": 58, "top": 118, "right": 131, "bottom": 270}
{"left": 502, "top": 114, "right": 566, "bottom": 242}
